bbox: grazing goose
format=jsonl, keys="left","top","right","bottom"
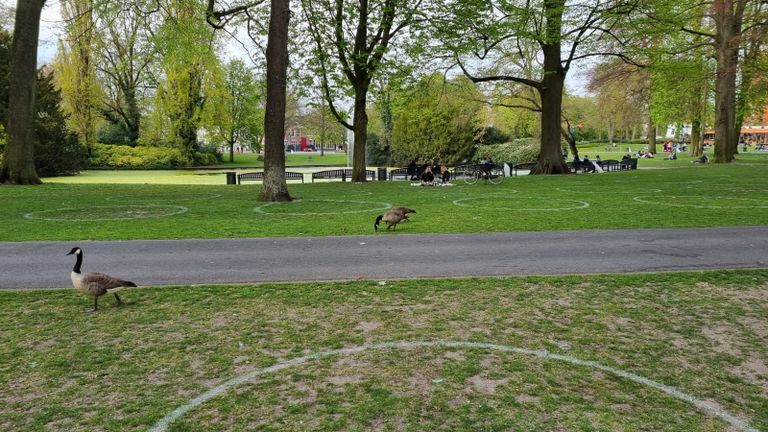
{"left": 374, "top": 207, "right": 416, "bottom": 231}
{"left": 67, "top": 247, "right": 137, "bottom": 312}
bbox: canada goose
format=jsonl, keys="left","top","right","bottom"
{"left": 67, "top": 247, "right": 137, "bottom": 312}
{"left": 374, "top": 207, "right": 416, "bottom": 231}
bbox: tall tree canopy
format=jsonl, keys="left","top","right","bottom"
{"left": 301, "top": 0, "right": 424, "bottom": 181}
{"left": 436, "top": 0, "right": 643, "bottom": 174}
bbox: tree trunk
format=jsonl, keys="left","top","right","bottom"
{"left": 259, "top": 0, "right": 291, "bottom": 202}
{"left": 0, "top": 0, "right": 45, "bottom": 185}
{"left": 531, "top": 43, "right": 568, "bottom": 175}
{"left": 690, "top": 118, "right": 701, "bottom": 156}
{"left": 351, "top": 88, "right": 368, "bottom": 181}
{"left": 713, "top": 0, "right": 740, "bottom": 163}
{"left": 560, "top": 125, "right": 578, "bottom": 159}
{"left": 647, "top": 123, "right": 657, "bottom": 154}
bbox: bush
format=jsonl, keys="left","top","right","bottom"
{"left": 90, "top": 144, "right": 190, "bottom": 169}
{"left": 192, "top": 143, "right": 223, "bottom": 166}
{"left": 475, "top": 138, "right": 540, "bottom": 165}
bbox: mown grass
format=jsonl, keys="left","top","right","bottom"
{"left": 212, "top": 151, "right": 348, "bottom": 168}
{"left": 0, "top": 271, "right": 766, "bottom": 431}
{"left": 4, "top": 162, "right": 768, "bottom": 241}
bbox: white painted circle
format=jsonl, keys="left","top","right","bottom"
{"left": 24, "top": 205, "right": 188, "bottom": 221}
{"left": 453, "top": 194, "right": 588, "bottom": 211}
{"left": 254, "top": 199, "right": 391, "bottom": 216}
{"left": 148, "top": 340, "right": 758, "bottom": 432}
{"left": 632, "top": 195, "right": 768, "bottom": 209}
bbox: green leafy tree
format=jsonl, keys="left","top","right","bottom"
{"left": 54, "top": 0, "right": 102, "bottom": 154}
{"left": 212, "top": 59, "right": 264, "bottom": 162}
{"left": 390, "top": 74, "right": 484, "bottom": 165}
{"left": 436, "top": 0, "right": 643, "bottom": 174}
{"left": 300, "top": 0, "right": 424, "bottom": 181}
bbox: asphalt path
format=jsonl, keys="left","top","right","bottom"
{"left": 1, "top": 226, "right": 767, "bottom": 289}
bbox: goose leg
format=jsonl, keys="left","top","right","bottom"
{"left": 114, "top": 292, "right": 123, "bottom": 306}
{"left": 86, "top": 296, "right": 98, "bottom": 313}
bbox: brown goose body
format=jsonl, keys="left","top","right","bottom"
{"left": 68, "top": 247, "right": 137, "bottom": 311}
{"left": 374, "top": 207, "right": 416, "bottom": 231}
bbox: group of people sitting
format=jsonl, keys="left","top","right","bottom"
{"left": 407, "top": 159, "right": 452, "bottom": 186}
{"left": 571, "top": 154, "right": 601, "bottom": 172}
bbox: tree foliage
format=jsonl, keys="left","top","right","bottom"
{"left": 390, "top": 74, "right": 484, "bottom": 165}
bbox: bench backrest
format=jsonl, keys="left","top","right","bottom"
{"left": 238, "top": 171, "right": 304, "bottom": 184}
{"left": 311, "top": 169, "right": 375, "bottom": 181}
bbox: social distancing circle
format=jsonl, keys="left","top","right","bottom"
{"left": 254, "top": 199, "right": 391, "bottom": 216}
{"left": 453, "top": 193, "right": 589, "bottom": 211}
{"left": 149, "top": 340, "right": 758, "bottom": 432}
{"left": 633, "top": 195, "right": 768, "bottom": 209}
{"left": 24, "top": 205, "right": 188, "bottom": 221}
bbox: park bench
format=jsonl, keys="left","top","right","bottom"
{"left": 620, "top": 158, "right": 638, "bottom": 170}
{"left": 511, "top": 162, "right": 537, "bottom": 176}
{"left": 597, "top": 159, "right": 622, "bottom": 172}
{"left": 238, "top": 171, "right": 304, "bottom": 184}
{"left": 388, "top": 167, "right": 409, "bottom": 180}
{"left": 311, "top": 168, "right": 375, "bottom": 182}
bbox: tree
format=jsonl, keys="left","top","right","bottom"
{"left": 260, "top": 0, "right": 292, "bottom": 201}
{"left": 55, "top": 0, "right": 102, "bottom": 154}
{"left": 437, "top": 0, "right": 641, "bottom": 174}
{"left": 92, "top": 1, "right": 157, "bottom": 146}
{"left": 669, "top": 0, "right": 768, "bottom": 162}
{"left": 301, "top": 0, "right": 424, "bottom": 181}
{"left": 390, "top": 74, "right": 484, "bottom": 165}
{"left": 34, "top": 68, "right": 89, "bottom": 177}
{"left": 214, "top": 59, "right": 263, "bottom": 162}
{"left": 0, "top": 0, "right": 46, "bottom": 185}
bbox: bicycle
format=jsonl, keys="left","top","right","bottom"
{"left": 462, "top": 164, "right": 504, "bottom": 185}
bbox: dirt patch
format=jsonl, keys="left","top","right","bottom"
{"left": 701, "top": 325, "right": 741, "bottom": 355}
{"left": 468, "top": 375, "right": 508, "bottom": 394}
{"left": 730, "top": 356, "right": 768, "bottom": 391}
{"left": 327, "top": 374, "right": 363, "bottom": 386}
{"left": 355, "top": 321, "right": 382, "bottom": 332}
{"left": 515, "top": 394, "right": 540, "bottom": 403}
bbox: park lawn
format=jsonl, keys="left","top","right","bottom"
{"left": 4, "top": 162, "right": 768, "bottom": 241}
{"left": 0, "top": 271, "right": 765, "bottom": 431}
{"left": 211, "top": 151, "right": 348, "bottom": 168}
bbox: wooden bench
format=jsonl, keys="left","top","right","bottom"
{"left": 238, "top": 171, "right": 304, "bottom": 184}
{"left": 311, "top": 168, "right": 375, "bottom": 182}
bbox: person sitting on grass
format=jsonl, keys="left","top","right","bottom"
{"left": 440, "top": 164, "right": 452, "bottom": 185}
{"left": 692, "top": 153, "right": 708, "bottom": 163}
{"left": 421, "top": 166, "right": 435, "bottom": 186}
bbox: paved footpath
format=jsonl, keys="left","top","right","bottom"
{"left": 1, "top": 226, "right": 767, "bottom": 289}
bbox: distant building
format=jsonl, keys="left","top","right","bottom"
{"left": 284, "top": 125, "right": 316, "bottom": 152}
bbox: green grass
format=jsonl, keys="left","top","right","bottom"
{"left": 6, "top": 162, "right": 768, "bottom": 241}
{"left": 211, "top": 151, "right": 349, "bottom": 168}
{"left": 1, "top": 271, "right": 766, "bottom": 431}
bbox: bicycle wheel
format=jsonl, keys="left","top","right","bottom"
{"left": 487, "top": 168, "right": 504, "bottom": 184}
{"left": 463, "top": 168, "right": 479, "bottom": 185}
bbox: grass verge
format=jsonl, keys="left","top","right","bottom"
{"left": 1, "top": 271, "right": 766, "bottom": 431}
{"left": 4, "top": 163, "right": 768, "bottom": 241}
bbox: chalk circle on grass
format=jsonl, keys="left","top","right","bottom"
{"left": 453, "top": 193, "right": 588, "bottom": 211}
{"left": 148, "top": 340, "right": 758, "bottom": 432}
{"left": 24, "top": 205, "right": 188, "bottom": 221}
{"left": 104, "top": 193, "right": 221, "bottom": 202}
{"left": 633, "top": 195, "right": 768, "bottom": 209}
{"left": 254, "top": 199, "right": 391, "bottom": 216}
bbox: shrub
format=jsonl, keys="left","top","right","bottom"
{"left": 90, "top": 144, "right": 190, "bottom": 169}
{"left": 475, "top": 138, "right": 540, "bottom": 165}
